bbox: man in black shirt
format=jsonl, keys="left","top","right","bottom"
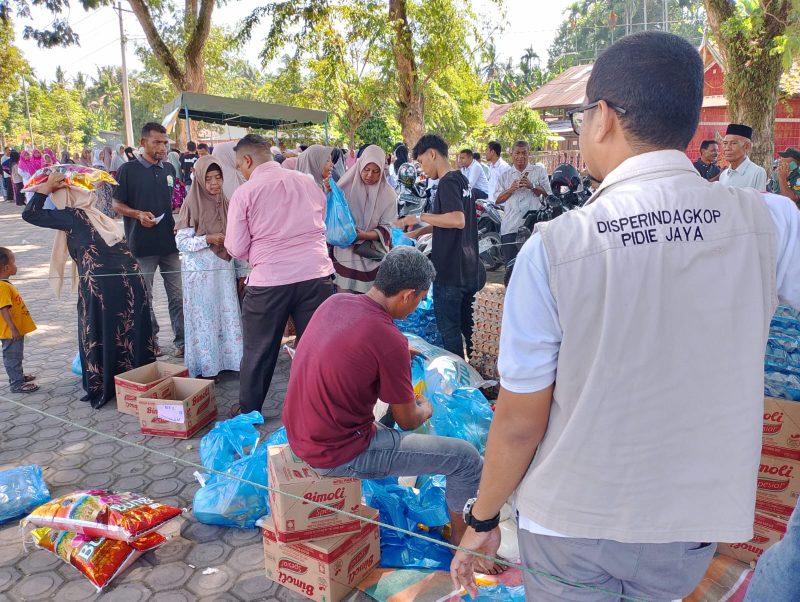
{"left": 693, "top": 139, "right": 721, "bottom": 181}
{"left": 395, "top": 134, "right": 483, "bottom": 359}
{"left": 113, "top": 122, "right": 185, "bottom": 357}
{"left": 180, "top": 141, "right": 199, "bottom": 185}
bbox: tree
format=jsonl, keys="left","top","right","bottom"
{"left": 704, "top": 0, "right": 800, "bottom": 169}
{"left": 0, "top": 18, "right": 27, "bottom": 135}
{"left": 495, "top": 103, "right": 550, "bottom": 152}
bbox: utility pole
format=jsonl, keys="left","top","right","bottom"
{"left": 643, "top": 0, "right": 648, "bottom": 31}
{"left": 21, "top": 75, "right": 34, "bottom": 147}
{"left": 116, "top": 2, "right": 135, "bottom": 147}
{"left": 663, "top": 0, "right": 669, "bottom": 32}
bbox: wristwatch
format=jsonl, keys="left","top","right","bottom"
{"left": 463, "top": 498, "right": 500, "bottom": 532}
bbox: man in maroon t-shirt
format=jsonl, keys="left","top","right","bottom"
{"left": 283, "top": 247, "right": 502, "bottom": 573}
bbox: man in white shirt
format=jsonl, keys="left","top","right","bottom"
{"left": 494, "top": 141, "right": 551, "bottom": 265}
{"left": 451, "top": 31, "right": 800, "bottom": 601}
{"left": 719, "top": 123, "right": 768, "bottom": 191}
{"left": 458, "top": 148, "right": 489, "bottom": 200}
{"left": 473, "top": 152, "right": 490, "bottom": 179}
{"left": 485, "top": 141, "right": 511, "bottom": 203}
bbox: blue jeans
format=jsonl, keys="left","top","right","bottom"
{"left": 745, "top": 499, "right": 800, "bottom": 601}
{"left": 433, "top": 283, "right": 478, "bottom": 359}
{"left": 2, "top": 337, "right": 24, "bottom": 391}
{"left": 317, "top": 423, "right": 483, "bottom": 513}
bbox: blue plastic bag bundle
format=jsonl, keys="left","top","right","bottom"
{"left": 765, "top": 336, "right": 800, "bottom": 375}
{"left": 395, "top": 289, "right": 443, "bottom": 347}
{"left": 464, "top": 584, "right": 526, "bottom": 601}
{"left": 199, "top": 411, "right": 263, "bottom": 473}
{"left": 362, "top": 477, "right": 452, "bottom": 570}
{"left": 0, "top": 465, "right": 51, "bottom": 524}
{"left": 429, "top": 388, "right": 494, "bottom": 455}
{"left": 406, "top": 334, "right": 489, "bottom": 396}
{"left": 325, "top": 177, "right": 358, "bottom": 247}
{"left": 765, "top": 372, "right": 800, "bottom": 401}
{"left": 71, "top": 352, "right": 81, "bottom": 376}
{"left": 391, "top": 227, "right": 415, "bottom": 247}
{"left": 192, "top": 425, "right": 288, "bottom": 528}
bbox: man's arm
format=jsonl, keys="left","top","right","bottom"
{"left": 394, "top": 211, "right": 464, "bottom": 230}
{"left": 224, "top": 195, "right": 252, "bottom": 260}
{"left": 390, "top": 398, "right": 433, "bottom": 430}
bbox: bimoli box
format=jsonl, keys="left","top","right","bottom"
{"left": 268, "top": 444, "right": 362, "bottom": 543}
{"left": 137, "top": 377, "right": 217, "bottom": 439}
{"left": 262, "top": 506, "right": 380, "bottom": 602}
{"left": 762, "top": 396, "right": 800, "bottom": 461}
{"left": 718, "top": 512, "right": 787, "bottom": 565}
{"left": 754, "top": 454, "right": 800, "bottom": 520}
{"left": 114, "top": 361, "right": 189, "bottom": 416}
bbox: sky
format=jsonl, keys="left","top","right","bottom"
{"left": 13, "top": 0, "right": 573, "bottom": 83}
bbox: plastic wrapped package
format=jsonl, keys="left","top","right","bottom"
{"left": 325, "top": 177, "right": 358, "bottom": 247}
{"left": 0, "top": 465, "right": 51, "bottom": 524}
{"left": 199, "top": 411, "right": 263, "bottom": 473}
{"left": 396, "top": 290, "right": 443, "bottom": 347}
{"left": 766, "top": 336, "right": 800, "bottom": 375}
{"left": 463, "top": 584, "right": 526, "bottom": 601}
{"left": 30, "top": 528, "right": 166, "bottom": 591}
{"left": 71, "top": 352, "right": 82, "bottom": 376}
{"left": 765, "top": 371, "right": 800, "bottom": 401}
{"left": 23, "top": 490, "right": 182, "bottom": 542}
{"left": 192, "top": 426, "right": 288, "bottom": 528}
{"left": 406, "top": 334, "right": 489, "bottom": 396}
{"left": 22, "top": 164, "right": 117, "bottom": 192}
{"left": 429, "top": 388, "right": 494, "bottom": 455}
{"left": 391, "top": 227, "right": 416, "bottom": 247}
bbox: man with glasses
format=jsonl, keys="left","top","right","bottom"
{"left": 451, "top": 31, "right": 800, "bottom": 601}
{"left": 719, "top": 123, "right": 767, "bottom": 191}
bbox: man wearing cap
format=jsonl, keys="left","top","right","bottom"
{"left": 774, "top": 148, "right": 800, "bottom": 206}
{"left": 719, "top": 123, "right": 768, "bottom": 191}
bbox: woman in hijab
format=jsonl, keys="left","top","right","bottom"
{"left": 100, "top": 146, "right": 113, "bottom": 171}
{"left": 211, "top": 142, "right": 245, "bottom": 200}
{"left": 9, "top": 150, "right": 24, "bottom": 205}
{"left": 60, "top": 150, "right": 74, "bottom": 165}
{"left": 79, "top": 149, "right": 93, "bottom": 168}
{"left": 388, "top": 143, "right": 408, "bottom": 192}
{"left": 332, "top": 144, "right": 397, "bottom": 293}
{"left": 124, "top": 147, "right": 136, "bottom": 162}
{"left": 22, "top": 171, "right": 155, "bottom": 408}
{"left": 174, "top": 155, "right": 242, "bottom": 380}
{"left": 167, "top": 149, "right": 187, "bottom": 211}
{"left": 296, "top": 145, "right": 333, "bottom": 192}
{"left": 17, "top": 150, "right": 40, "bottom": 183}
{"left": 110, "top": 145, "right": 126, "bottom": 174}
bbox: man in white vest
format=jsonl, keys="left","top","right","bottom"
{"left": 451, "top": 31, "right": 800, "bottom": 601}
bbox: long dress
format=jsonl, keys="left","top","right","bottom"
{"left": 175, "top": 227, "right": 243, "bottom": 377}
{"left": 22, "top": 193, "right": 156, "bottom": 408}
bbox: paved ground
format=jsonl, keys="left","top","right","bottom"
{"left": 0, "top": 200, "right": 368, "bottom": 601}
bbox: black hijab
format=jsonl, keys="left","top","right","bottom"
{"left": 393, "top": 143, "right": 409, "bottom": 174}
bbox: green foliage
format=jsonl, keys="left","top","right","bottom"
{"left": 356, "top": 111, "right": 402, "bottom": 150}
{"left": 484, "top": 44, "right": 552, "bottom": 103}
{"left": 0, "top": 19, "right": 27, "bottom": 127}
{"left": 495, "top": 103, "right": 550, "bottom": 152}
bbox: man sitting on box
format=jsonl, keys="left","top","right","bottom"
{"left": 283, "top": 247, "right": 503, "bottom": 574}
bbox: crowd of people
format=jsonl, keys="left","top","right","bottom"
{"left": 2, "top": 28, "right": 800, "bottom": 601}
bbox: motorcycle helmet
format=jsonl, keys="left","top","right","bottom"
{"left": 398, "top": 162, "right": 418, "bottom": 188}
{"left": 551, "top": 163, "right": 581, "bottom": 192}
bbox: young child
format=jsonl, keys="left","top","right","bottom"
{"left": 0, "top": 247, "right": 38, "bottom": 393}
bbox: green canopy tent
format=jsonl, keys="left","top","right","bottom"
{"left": 162, "top": 92, "right": 329, "bottom": 143}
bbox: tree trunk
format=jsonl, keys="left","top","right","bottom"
{"left": 389, "top": 0, "right": 424, "bottom": 147}
{"left": 704, "top": 0, "right": 790, "bottom": 171}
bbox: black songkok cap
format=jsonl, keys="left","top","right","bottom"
{"left": 725, "top": 123, "right": 753, "bottom": 139}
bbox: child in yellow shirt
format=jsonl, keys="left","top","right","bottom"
{"left": 0, "top": 247, "right": 38, "bottom": 393}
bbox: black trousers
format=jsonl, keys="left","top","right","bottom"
{"left": 3, "top": 177, "right": 12, "bottom": 201}
{"left": 239, "top": 276, "right": 333, "bottom": 414}
{"left": 501, "top": 233, "right": 520, "bottom": 265}
{"left": 473, "top": 188, "right": 488, "bottom": 200}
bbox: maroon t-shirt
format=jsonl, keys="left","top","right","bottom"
{"left": 283, "top": 294, "right": 416, "bottom": 468}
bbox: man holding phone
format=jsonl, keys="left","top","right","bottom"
{"left": 495, "top": 140, "right": 552, "bottom": 265}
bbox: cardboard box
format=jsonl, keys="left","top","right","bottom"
{"left": 718, "top": 512, "right": 787, "bottom": 565}
{"left": 762, "top": 396, "right": 800, "bottom": 461}
{"left": 137, "top": 377, "right": 217, "bottom": 439}
{"left": 262, "top": 506, "right": 380, "bottom": 602}
{"left": 114, "top": 361, "right": 190, "bottom": 416}
{"left": 268, "top": 444, "right": 362, "bottom": 544}
{"left": 754, "top": 455, "right": 800, "bottom": 520}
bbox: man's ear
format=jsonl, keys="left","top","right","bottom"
{"left": 592, "top": 100, "right": 617, "bottom": 145}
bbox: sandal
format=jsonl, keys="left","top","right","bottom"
{"left": 13, "top": 383, "right": 39, "bottom": 393}
{"left": 24, "top": 374, "right": 36, "bottom": 383}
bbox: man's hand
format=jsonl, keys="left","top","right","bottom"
{"left": 207, "top": 233, "right": 225, "bottom": 246}
{"left": 450, "top": 527, "right": 503, "bottom": 599}
{"left": 37, "top": 172, "right": 67, "bottom": 194}
{"left": 393, "top": 215, "right": 419, "bottom": 231}
{"left": 778, "top": 159, "right": 790, "bottom": 181}
{"left": 138, "top": 211, "right": 158, "bottom": 228}
{"left": 417, "top": 398, "right": 433, "bottom": 421}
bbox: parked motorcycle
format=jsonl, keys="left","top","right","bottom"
{"left": 476, "top": 199, "right": 504, "bottom": 271}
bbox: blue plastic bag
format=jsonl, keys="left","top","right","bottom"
{"left": 71, "top": 352, "right": 81, "bottom": 376}
{"left": 199, "top": 411, "right": 263, "bottom": 474}
{"left": 192, "top": 426, "right": 288, "bottom": 528}
{"left": 406, "top": 334, "right": 488, "bottom": 396}
{"left": 395, "top": 290, "right": 443, "bottom": 347}
{"left": 429, "top": 388, "right": 494, "bottom": 455}
{"left": 325, "top": 177, "right": 358, "bottom": 247}
{"left": 0, "top": 465, "right": 51, "bottom": 524}
{"left": 391, "top": 227, "right": 415, "bottom": 247}
{"left": 464, "top": 584, "right": 526, "bottom": 601}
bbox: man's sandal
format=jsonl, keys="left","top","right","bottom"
{"left": 24, "top": 375, "right": 36, "bottom": 383}
{"left": 13, "top": 383, "right": 39, "bottom": 393}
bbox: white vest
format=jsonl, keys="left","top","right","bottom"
{"left": 517, "top": 150, "right": 777, "bottom": 543}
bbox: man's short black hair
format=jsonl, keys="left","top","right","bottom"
{"left": 586, "top": 31, "right": 703, "bottom": 150}
{"left": 700, "top": 140, "right": 718, "bottom": 151}
{"left": 233, "top": 134, "right": 271, "bottom": 156}
{"left": 141, "top": 122, "right": 167, "bottom": 138}
{"left": 197, "top": 143, "right": 209, "bottom": 150}
{"left": 299, "top": 144, "right": 309, "bottom": 152}
{"left": 412, "top": 134, "right": 448, "bottom": 160}
{"left": 0, "top": 247, "right": 12, "bottom": 268}
{"left": 487, "top": 141, "right": 502, "bottom": 156}
{"left": 473, "top": 152, "right": 481, "bottom": 161}
{"left": 459, "top": 149, "right": 474, "bottom": 158}
{"left": 187, "top": 141, "right": 197, "bottom": 152}
{"left": 374, "top": 247, "right": 436, "bottom": 297}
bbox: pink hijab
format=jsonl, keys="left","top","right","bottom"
{"left": 19, "top": 150, "right": 42, "bottom": 175}
{"left": 336, "top": 144, "right": 396, "bottom": 230}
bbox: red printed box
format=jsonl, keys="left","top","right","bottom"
{"left": 267, "top": 444, "right": 362, "bottom": 544}
{"left": 718, "top": 512, "right": 787, "bottom": 565}
{"left": 114, "top": 361, "right": 189, "bottom": 416}
{"left": 137, "top": 377, "right": 217, "bottom": 439}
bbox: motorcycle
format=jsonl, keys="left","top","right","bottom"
{"left": 476, "top": 199, "right": 504, "bottom": 271}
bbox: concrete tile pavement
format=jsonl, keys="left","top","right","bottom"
{"left": 0, "top": 201, "right": 370, "bottom": 601}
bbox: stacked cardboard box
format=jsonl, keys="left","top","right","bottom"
{"left": 470, "top": 283, "right": 505, "bottom": 385}
{"left": 114, "top": 361, "right": 190, "bottom": 416}
{"left": 264, "top": 444, "right": 380, "bottom": 602}
{"left": 136, "top": 377, "right": 218, "bottom": 439}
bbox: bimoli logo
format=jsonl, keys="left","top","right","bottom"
{"left": 304, "top": 488, "right": 345, "bottom": 504}
{"left": 347, "top": 545, "right": 370, "bottom": 574}
{"left": 763, "top": 410, "right": 784, "bottom": 435}
{"left": 278, "top": 559, "right": 307, "bottom": 575}
{"left": 308, "top": 498, "right": 345, "bottom": 519}
{"left": 757, "top": 462, "right": 794, "bottom": 491}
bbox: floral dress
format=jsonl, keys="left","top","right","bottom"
{"left": 176, "top": 228, "right": 243, "bottom": 377}
{"left": 23, "top": 193, "right": 156, "bottom": 408}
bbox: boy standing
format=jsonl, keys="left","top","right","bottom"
{"left": 0, "top": 248, "right": 38, "bottom": 393}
